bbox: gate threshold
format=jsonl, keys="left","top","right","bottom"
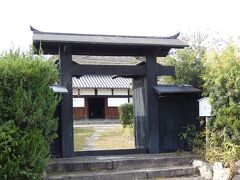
{"left": 74, "top": 148, "right": 147, "bottom": 157}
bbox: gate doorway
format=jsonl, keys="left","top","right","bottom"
{"left": 88, "top": 98, "right": 105, "bottom": 119}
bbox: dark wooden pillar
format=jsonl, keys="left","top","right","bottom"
{"left": 133, "top": 51, "right": 159, "bottom": 153}
{"left": 145, "top": 51, "right": 159, "bottom": 153}
{"left": 133, "top": 78, "right": 146, "bottom": 149}
{"left": 59, "top": 46, "right": 74, "bottom": 158}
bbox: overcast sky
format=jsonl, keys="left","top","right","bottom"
{"left": 0, "top": 0, "right": 239, "bottom": 52}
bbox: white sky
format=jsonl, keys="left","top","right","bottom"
{"left": 0, "top": 0, "right": 240, "bottom": 52}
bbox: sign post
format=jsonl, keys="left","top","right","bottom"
{"left": 198, "top": 98, "right": 212, "bottom": 143}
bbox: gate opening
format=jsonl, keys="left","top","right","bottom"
{"left": 88, "top": 98, "right": 105, "bottom": 119}
{"left": 72, "top": 73, "right": 135, "bottom": 153}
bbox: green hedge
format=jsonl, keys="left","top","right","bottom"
{"left": 118, "top": 103, "right": 133, "bottom": 127}
{"left": 0, "top": 51, "right": 59, "bottom": 179}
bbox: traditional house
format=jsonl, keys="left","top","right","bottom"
{"left": 71, "top": 55, "right": 140, "bottom": 120}
{"left": 72, "top": 75, "right": 132, "bottom": 120}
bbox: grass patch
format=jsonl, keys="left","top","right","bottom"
{"left": 74, "top": 127, "right": 95, "bottom": 151}
{"left": 95, "top": 126, "right": 135, "bottom": 150}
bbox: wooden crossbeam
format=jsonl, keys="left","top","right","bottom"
{"left": 71, "top": 62, "right": 175, "bottom": 76}
{"left": 71, "top": 62, "right": 146, "bottom": 76}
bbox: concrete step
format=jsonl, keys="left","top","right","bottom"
{"left": 47, "top": 153, "right": 197, "bottom": 173}
{"left": 158, "top": 176, "right": 204, "bottom": 180}
{"left": 45, "top": 165, "right": 197, "bottom": 180}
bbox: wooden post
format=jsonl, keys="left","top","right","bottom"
{"left": 133, "top": 51, "right": 159, "bottom": 153}
{"left": 59, "top": 46, "right": 74, "bottom": 158}
{"left": 133, "top": 78, "right": 146, "bottom": 149}
{"left": 206, "top": 117, "right": 209, "bottom": 144}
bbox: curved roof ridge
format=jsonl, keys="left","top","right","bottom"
{"left": 30, "top": 26, "right": 180, "bottom": 39}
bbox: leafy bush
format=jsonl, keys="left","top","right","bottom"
{"left": 179, "top": 124, "right": 205, "bottom": 155}
{"left": 204, "top": 45, "right": 240, "bottom": 169}
{"left": 203, "top": 45, "right": 240, "bottom": 145}
{"left": 180, "top": 44, "right": 240, "bottom": 170}
{"left": 206, "top": 129, "right": 240, "bottom": 169}
{"left": 0, "top": 51, "right": 59, "bottom": 179}
{"left": 178, "top": 44, "right": 240, "bottom": 171}
{"left": 180, "top": 124, "right": 240, "bottom": 171}
{"left": 118, "top": 103, "right": 133, "bottom": 128}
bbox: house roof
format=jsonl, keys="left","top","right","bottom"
{"left": 72, "top": 75, "right": 132, "bottom": 89}
{"left": 154, "top": 85, "right": 202, "bottom": 95}
{"left": 72, "top": 76, "right": 202, "bottom": 92}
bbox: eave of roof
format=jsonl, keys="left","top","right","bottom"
{"left": 33, "top": 31, "right": 187, "bottom": 47}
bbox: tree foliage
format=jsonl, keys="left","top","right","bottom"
{"left": 163, "top": 48, "right": 204, "bottom": 88}
{"left": 203, "top": 44, "right": 240, "bottom": 143}
{"left": 161, "top": 31, "right": 224, "bottom": 88}
{"left": 175, "top": 36, "right": 240, "bottom": 168}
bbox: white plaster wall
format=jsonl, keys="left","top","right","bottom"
{"left": 79, "top": 89, "right": 95, "bottom": 95}
{"left": 73, "top": 98, "right": 85, "bottom": 107}
{"left": 129, "top": 89, "right": 133, "bottom": 95}
{"left": 129, "top": 97, "right": 133, "bottom": 103}
{"left": 97, "top": 89, "right": 112, "bottom": 95}
{"left": 108, "top": 98, "right": 128, "bottom": 107}
{"left": 73, "top": 88, "right": 79, "bottom": 95}
{"left": 113, "top": 89, "right": 128, "bottom": 95}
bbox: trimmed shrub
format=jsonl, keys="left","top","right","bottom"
{"left": 118, "top": 103, "right": 133, "bottom": 127}
{"left": 0, "top": 51, "right": 59, "bottom": 179}
{"left": 0, "top": 121, "right": 49, "bottom": 179}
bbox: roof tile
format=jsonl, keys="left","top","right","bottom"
{"left": 72, "top": 75, "right": 131, "bottom": 89}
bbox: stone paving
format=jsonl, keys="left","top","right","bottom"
{"left": 74, "top": 119, "right": 120, "bottom": 125}
{"left": 75, "top": 122, "right": 121, "bottom": 151}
